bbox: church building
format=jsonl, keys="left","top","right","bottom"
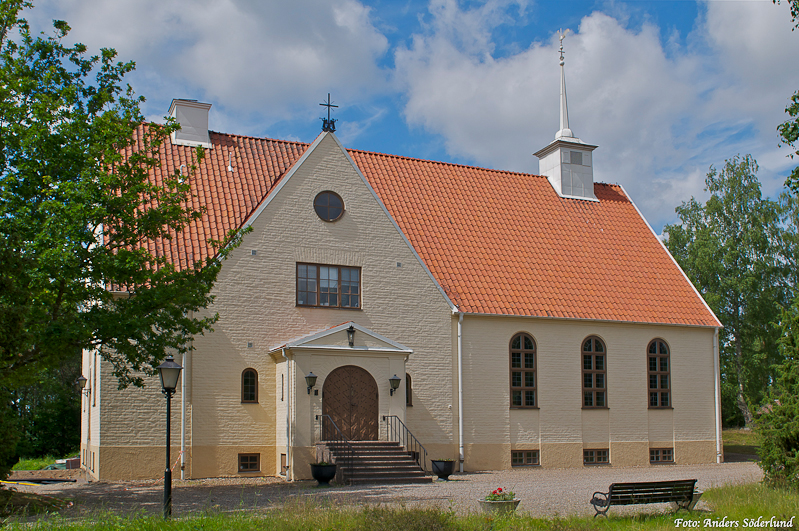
{"left": 79, "top": 41, "right": 722, "bottom": 481}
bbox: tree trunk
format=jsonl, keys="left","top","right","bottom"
{"left": 734, "top": 334, "right": 754, "bottom": 427}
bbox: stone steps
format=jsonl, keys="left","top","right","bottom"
{"left": 321, "top": 440, "right": 430, "bottom": 485}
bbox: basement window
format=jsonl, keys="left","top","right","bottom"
{"left": 583, "top": 449, "right": 609, "bottom": 465}
{"left": 650, "top": 448, "right": 674, "bottom": 463}
{"left": 238, "top": 453, "right": 260, "bottom": 473}
{"left": 511, "top": 450, "right": 539, "bottom": 467}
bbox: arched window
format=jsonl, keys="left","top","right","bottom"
{"left": 406, "top": 373, "right": 413, "bottom": 407}
{"left": 582, "top": 336, "right": 607, "bottom": 408}
{"left": 241, "top": 368, "right": 258, "bottom": 403}
{"left": 648, "top": 339, "right": 670, "bottom": 408}
{"left": 510, "top": 333, "right": 536, "bottom": 408}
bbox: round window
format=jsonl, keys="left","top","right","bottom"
{"left": 314, "top": 191, "right": 344, "bottom": 222}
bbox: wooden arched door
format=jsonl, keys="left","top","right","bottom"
{"left": 322, "top": 365, "right": 379, "bottom": 441}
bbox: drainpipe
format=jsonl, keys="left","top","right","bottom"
{"left": 457, "top": 312, "right": 464, "bottom": 473}
{"left": 713, "top": 328, "right": 721, "bottom": 463}
{"left": 180, "top": 348, "right": 188, "bottom": 480}
{"left": 282, "top": 348, "right": 292, "bottom": 481}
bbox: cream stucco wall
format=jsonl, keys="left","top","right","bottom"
{"left": 456, "top": 314, "right": 717, "bottom": 470}
{"left": 185, "top": 133, "right": 454, "bottom": 479}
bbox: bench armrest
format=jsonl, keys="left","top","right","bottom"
{"left": 590, "top": 491, "right": 609, "bottom": 507}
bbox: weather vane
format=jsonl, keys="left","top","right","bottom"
{"left": 320, "top": 93, "right": 338, "bottom": 132}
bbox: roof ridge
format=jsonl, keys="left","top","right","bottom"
{"left": 208, "top": 129, "right": 310, "bottom": 147}
{"left": 349, "top": 147, "right": 547, "bottom": 179}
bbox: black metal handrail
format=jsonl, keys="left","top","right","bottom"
{"left": 382, "top": 415, "right": 428, "bottom": 474}
{"left": 316, "top": 414, "right": 355, "bottom": 484}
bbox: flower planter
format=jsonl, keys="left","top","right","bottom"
{"left": 310, "top": 463, "right": 337, "bottom": 486}
{"left": 478, "top": 499, "right": 520, "bottom": 515}
{"left": 431, "top": 459, "right": 455, "bottom": 480}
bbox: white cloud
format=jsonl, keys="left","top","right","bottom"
{"left": 394, "top": 0, "right": 799, "bottom": 230}
{"left": 26, "top": 0, "right": 389, "bottom": 130}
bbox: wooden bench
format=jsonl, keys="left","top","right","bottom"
{"left": 590, "top": 479, "right": 698, "bottom": 517}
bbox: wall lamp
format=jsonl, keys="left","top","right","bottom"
{"left": 305, "top": 372, "right": 318, "bottom": 394}
{"left": 389, "top": 374, "right": 401, "bottom": 396}
{"left": 75, "top": 375, "right": 90, "bottom": 396}
{"left": 347, "top": 325, "right": 355, "bottom": 347}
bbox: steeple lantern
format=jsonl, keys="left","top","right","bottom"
{"left": 534, "top": 32, "right": 597, "bottom": 201}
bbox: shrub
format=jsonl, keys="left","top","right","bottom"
{"left": 757, "top": 301, "right": 799, "bottom": 489}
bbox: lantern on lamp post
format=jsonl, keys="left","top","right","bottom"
{"left": 157, "top": 355, "right": 182, "bottom": 519}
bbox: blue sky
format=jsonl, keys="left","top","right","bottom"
{"left": 26, "top": 0, "right": 799, "bottom": 233}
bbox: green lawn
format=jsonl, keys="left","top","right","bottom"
{"left": 2, "top": 483, "right": 795, "bottom": 530}
{"left": 11, "top": 456, "right": 58, "bottom": 471}
{"left": 722, "top": 428, "right": 760, "bottom": 457}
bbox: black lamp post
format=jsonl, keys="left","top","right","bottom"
{"left": 346, "top": 325, "right": 355, "bottom": 347}
{"left": 389, "top": 374, "right": 401, "bottom": 396}
{"left": 157, "top": 355, "right": 182, "bottom": 519}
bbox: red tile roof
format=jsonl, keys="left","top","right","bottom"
{"left": 136, "top": 127, "right": 720, "bottom": 327}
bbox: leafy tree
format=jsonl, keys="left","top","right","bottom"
{"left": 664, "top": 155, "right": 788, "bottom": 427}
{"left": 778, "top": 90, "right": 799, "bottom": 193}
{"left": 0, "top": 389, "right": 20, "bottom": 480}
{"left": 755, "top": 0, "right": 799, "bottom": 489}
{"left": 10, "top": 351, "right": 81, "bottom": 459}
{"left": 0, "top": 1, "right": 242, "bottom": 474}
{"left": 773, "top": 1, "right": 799, "bottom": 189}
{"left": 757, "top": 301, "right": 799, "bottom": 490}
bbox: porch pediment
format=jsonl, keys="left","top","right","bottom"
{"left": 268, "top": 322, "right": 412, "bottom": 359}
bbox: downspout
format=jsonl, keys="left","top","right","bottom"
{"left": 457, "top": 312, "right": 464, "bottom": 473}
{"left": 180, "top": 349, "right": 187, "bottom": 480}
{"left": 282, "top": 348, "right": 292, "bottom": 481}
{"left": 714, "top": 328, "right": 722, "bottom": 463}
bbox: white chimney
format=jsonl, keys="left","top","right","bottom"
{"left": 168, "top": 99, "right": 212, "bottom": 149}
{"left": 533, "top": 32, "right": 597, "bottom": 201}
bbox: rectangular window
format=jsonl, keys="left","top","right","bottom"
{"left": 238, "top": 453, "right": 260, "bottom": 473}
{"left": 583, "top": 449, "right": 609, "bottom": 465}
{"left": 583, "top": 352, "right": 607, "bottom": 408}
{"left": 650, "top": 448, "right": 674, "bottom": 463}
{"left": 511, "top": 450, "right": 540, "bottom": 467}
{"left": 297, "top": 263, "right": 360, "bottom": 309}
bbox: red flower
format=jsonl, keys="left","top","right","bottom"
{"left": 497, "top": 488, "right": 503, "bottom": 492}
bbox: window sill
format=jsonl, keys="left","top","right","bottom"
{"left": 583, "top": 463, "right": 611, "bottom": 466}
{"left": 511, "top": 464, "right": 541, "bottom": 468}
{"left": 650, "top": 461, "right": 674, "bottom": 465}
{"left": 296, "top": 304, "right": 363, "bottom": 311}
{"left": 241, "top": 401, "right": 259, "bottom": 404}
{"left": 581, "top": 406, "right": 609, "bottom": 410}
{"left": 509, "top": 406, "right": 540, "bottom": 410}
{"left": 238, "top": 470, "right": 261, "bottom": 474}
{"left": 648, "top": 406, "right": 674, "bottom": 410}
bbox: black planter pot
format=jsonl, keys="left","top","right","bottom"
{"left": 431, "top": 460, "right": 455, "bottom": 480}
{"left": 310, "top": 464, "right": 337, "bottom": 486}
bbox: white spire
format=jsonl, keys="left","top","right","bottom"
{"left": 555, "top": 31, "right": 574, "bottom": 140}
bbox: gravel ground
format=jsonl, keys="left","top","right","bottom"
{"left": 6, "top": 461, "right": 762, "bottom": 519}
